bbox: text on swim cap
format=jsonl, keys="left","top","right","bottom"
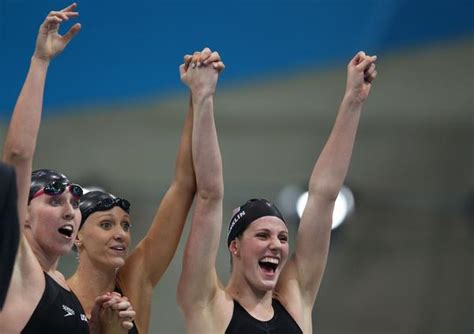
{"left": 228, "top": 210, "right": 246, "bottom": 234}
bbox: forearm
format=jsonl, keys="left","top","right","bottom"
{"left": 3, "top": 57, "right": 49, "bottom": 163}
{"left": 308, "top": 93, "right": 363, "bottom": 200}
{"left": 134, "top": 96, "right": 196, "bottom": 285}
{"left": 192, "top": 92, "right": 224, "bottom": 199}
{"left": 3, "top": 56, "right": 49, "bottom": 227}
{"left": 173, "top": 95, "right": 196, "bottom": 192}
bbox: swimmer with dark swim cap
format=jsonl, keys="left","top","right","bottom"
{"left": 67, "top": 47, "right": 226, "bottom": 334}
{"left": 1, "top": 5, "right": 136, "bottom": 333}
{"left": 177, "top": 50, "right": 378, "bottom": 334}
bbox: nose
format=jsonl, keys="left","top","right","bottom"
{"left": 63, "top": 202, "right": 75, "bottom": 221}
{"left": 268, "top": 236, "right": 282, "bottom": 250}
{"left": 113, "top": 226, "right": 126, "bottom": 241}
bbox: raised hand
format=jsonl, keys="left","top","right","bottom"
{"left": 33, "top": 3, "right": 81, "bottom": 62}
{"left": 345, "top": 51, "right": 377, "bottom": 103}
{"left": 179, "top": 47, "right": 224, "bottom": 98}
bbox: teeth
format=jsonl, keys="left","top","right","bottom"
{"left": 58, "top": 225, "right": 73, "bottom": 237}
{"left": 260, "top": 257, "right": 279, "bottom": 265}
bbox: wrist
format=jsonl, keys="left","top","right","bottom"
{"left": 342, "top": 90, "right": 365, "bottom": 108}
{"left": 191, "top": 89, "right": 214, "bottom": 104}
{"left": 31, "top": 54, "right": 51, "bottom": 69}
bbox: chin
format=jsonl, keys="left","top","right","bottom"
{"left": 52, "top": 244, "right": 74, "bottom": 257}
{"left": 254, "top": 276, "right": 279, "bottom": 292}
{"left": 110, "top": 258, "right": 126, "bottom": 269}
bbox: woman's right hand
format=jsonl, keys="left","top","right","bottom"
{"left": 33, "top": 3, "right": 81, "bottom": 63}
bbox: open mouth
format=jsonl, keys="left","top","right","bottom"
{"left": 259, "top": 257, "right": 279, "bottom": 275}
{"left": 110, "top": 245, "right": 127, "bottom": 253}
{"left": 58, "top": 224, "right": 74, "bottom": 238}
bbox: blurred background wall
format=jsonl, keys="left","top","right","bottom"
{"left": 1, "top": 1, "right": 472, "bottom": 333}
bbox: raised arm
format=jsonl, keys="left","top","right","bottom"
{"left": 120, "top": 93, "right": 195, "bottom": 290}
{"left": 177, "top": 48, "right": 225, "bottom": 312}
{"left": 0, "top": 5, "right": 80, "bottom": 331}
{"left": 279, "top": 52, "right": 378, "bottom": 309}
{"left": 2, "top": 3, "right": 81, "bottom": 226}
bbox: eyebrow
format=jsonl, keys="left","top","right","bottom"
{"left": 94, "top": 212, "right": 130, "bottom": 220}
{"left": 254, "top": 228, "right": 288, "bottom": 234}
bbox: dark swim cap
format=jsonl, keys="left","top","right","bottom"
{"left": 227, "top": 198, "right": 286, "bottom": 247}
{"left": 79, "top": 190, "right": 131, "bottom": 229}
{"left": 29, "top": 169, "right": 73, "bottom": 202}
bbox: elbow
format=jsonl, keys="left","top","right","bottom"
{"left": 3, "top": 144, "right": 32, "bottom": 165}
{"left": 307, "top": 184, "right": 339, "bottom": 203}
{"left": 196, "top": 181, "right": 224, "bottom": 202}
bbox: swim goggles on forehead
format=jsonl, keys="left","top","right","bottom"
{"left": 31, "top": 181, "right": 83, "bottom": 200}
{"left": 83, "top": 197, "right": 131, "bottom": 217}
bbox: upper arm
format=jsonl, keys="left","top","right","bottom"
{"left": 121, "top": 180, "right": 194, "bottom": 287}
{"left": 119, "top": 99, "right": 196, "bottom": 288}
{"left": 177, "top": 195, "right": 223, "bottom": 311}
{"left": 277, "top": 192, "right": 334, "bottom": 309}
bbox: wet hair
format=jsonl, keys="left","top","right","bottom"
{"left": 29, "top": 169, "right": 73, "bottom": 203}
{"left": 79, "top": 190, "right": 130, "bottom": 229}
{"left": 227, "top": 198, "right": 286, "bottom": 247}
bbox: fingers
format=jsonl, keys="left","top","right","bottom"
{"left": 212, "top": 61, "right": 225, "bottom": 72}
{"left": 121, "top": 320, "right": 134, "bottom": 330}
{"left": 203, "top": 51, "right": 221, "bottom": 65}
{"left": 60, "top": 3, "right": 78, "bottom": 13}
{"left": 118, "top": 309, "right": 136, "bottom": 319}
{"left": 183, "top": 54, "right": 193, "bottom": 71}
{"left": 62, "top": 23, "right": 81, "bottom": 43}
{"left": 102, "top": 294, "right": 123, "bottom": 308}
{"left": 43, "top": 15, "right": 63, "bottom": 28}
{"left": 356, "top": 53, "right": 377, "bottom": 71}
{"left": 94, "top": 294, "right": 112, "bottom": 304}
{"left": 184, "top": 49, "right": 223, "bottom": 69}
{"left": 111, "top": 300, "right": 131, "bottom": 311}
{"left": 365, "top": 69, "right": 377, "bottom": 83}
{"left": 179, "top": 64, "right": 187, "bottom": 77}
{"left": 351, "top": 51, "right": 366, "bottom": 66}
{"left": 191, "top": 51, "right": 200, "bottom": 68}
{"left": 47, "top": 9, "right": 78, "bottom": 22}
{"left": 198, "top": 47, "right": 212, "bottom": 65}
{"left": 41, "top": 7, "right": 79, "bottom": 36}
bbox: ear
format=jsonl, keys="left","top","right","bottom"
{"left": 229, "top": 239, "right": 240, "bottom": 256}
{"left": 25, "top": 205, "right": 32, "bottom": 227}
{"left": 75, "top": 233, "right": 83, "bottom": 248}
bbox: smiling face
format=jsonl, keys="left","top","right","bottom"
{"left": 76, "top": 206, "right": 131, "bottom": 270}
{"left": 230, "top": 216, "right": 289, "bottom": 292}
{"left": 26, "top": 191, "right": 82, "bottom": 257}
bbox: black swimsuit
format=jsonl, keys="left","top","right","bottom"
{"left": 225, "top": 298, "right": 303, "bottom": 334}
{"left": 22, "top": 273, "right": 89, "bottom": 334}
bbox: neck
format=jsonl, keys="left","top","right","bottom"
{"left": 26, "top": 234, "right": 60, "bottom": 272}
{"left": 68, "top": 256, "right": 117, "bottom": 315}
{"left": 226, "top": 271, "right": 274, "bottom": 317}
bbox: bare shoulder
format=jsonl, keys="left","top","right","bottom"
{"left": 0, "top": 238, "right": 45, "bottom": 333}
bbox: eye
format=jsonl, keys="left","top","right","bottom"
{"left": 121, "top": 221, "right": 131, "bottom": 232}
{"left": 99, "top": 221, "right": 113, "bottom": 230}
{"left": 49, "top": 197, "right": 63, "bottom": 206}
{"left": 71, "top": 199, "right": 80, "bottom": 209}
{"left": 279, "top": 234, "right": 288, "bottom": 243}
{"left": 256, "top": 232, "right": 268, "bottom": 239}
